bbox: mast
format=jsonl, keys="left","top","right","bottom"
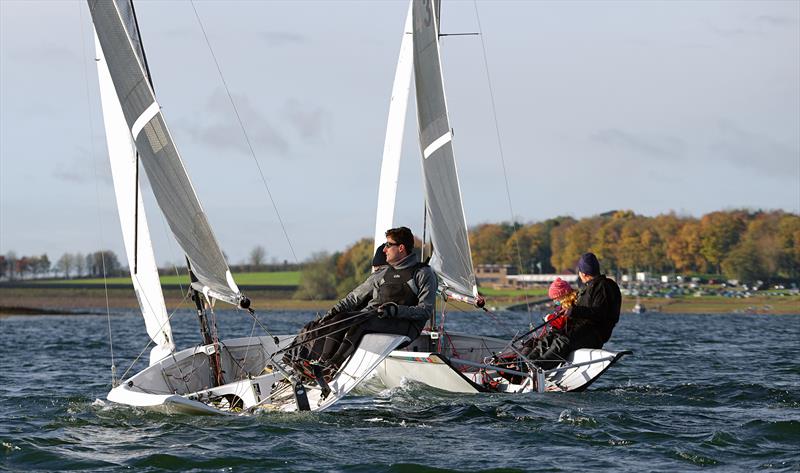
{"left": 188, "top": 260, "right": 224, "bottom": 386}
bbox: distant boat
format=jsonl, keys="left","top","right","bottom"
{"left": 632, "top": 300, "right": 646, "bottom": 314}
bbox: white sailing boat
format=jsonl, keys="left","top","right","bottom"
{"left": 89, "top": 0, "right": 406, "bottom": 414}
{"left": 373, "top": 0, "right": 630, "bottom": 394}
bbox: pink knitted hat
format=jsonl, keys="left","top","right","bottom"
{"left": 548, "top": 278, "right": 574, "bottom": 300}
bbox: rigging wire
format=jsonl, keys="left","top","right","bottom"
{"left": 119, "top": 293, "right": 190, "bottom": 381}
{"left": 77, "top": 2, "right": 116, "bottom": 387}
{"left": 472, "top": 0, "right": 532, "bottom": 322}
{"left": 189, "top": 1, "right": 299, "bottom": 264}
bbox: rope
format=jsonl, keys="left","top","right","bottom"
{"left": 77, "top": 3, "right": 116, "bottom": 386}
{"left": 471, "top": 1, "right": 532, "bottom": 322}
{"left": 227, "top": 316, "right": 260, "bottom": 402}
{"left": 443, "top": 298, "right": 519, "bottom": 335}
{"left": 245, "top": 309, "right": 281, "bottom": 345}
{"left": 189, "top": 1, "right": 299, "bottom": 264}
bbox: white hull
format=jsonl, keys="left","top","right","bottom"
{"left": 109, "top": 333, "right": 408, "bottom": 414}
{"left": 376, "top": 331, "right": 630, "bottom": 394}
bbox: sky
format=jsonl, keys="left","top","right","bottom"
{"left": 1, "top": 0, "right": 798, "bottom": 268}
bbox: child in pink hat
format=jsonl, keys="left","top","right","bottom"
{"left": 544, "top": 278, "right": 577, "bottom": 331}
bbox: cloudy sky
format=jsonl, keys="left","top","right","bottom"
{"left": 1, "top": 0, "right": 798, "bottom": 267}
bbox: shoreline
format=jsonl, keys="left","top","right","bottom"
{"left": 1, "top": 287, "right": 798, "bottom": 316}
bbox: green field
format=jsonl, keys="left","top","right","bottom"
{"left": 36, "top": 271, "right": 301, "bottom": 286}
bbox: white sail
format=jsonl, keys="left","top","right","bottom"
{"left": 374, "top": 1, "right": 414, "bottom": 252}
{"left": 88, "top": 0, "right": 242, "bottom": 306}
{"left": 412, "top": 0, "right": 478, "bottom": 301}
{"left": 95, "top": 33, "right": 174, "bottom": 365}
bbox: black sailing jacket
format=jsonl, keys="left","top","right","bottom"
{"left": 568, "top": 275, "right": 622, "bottom": 348}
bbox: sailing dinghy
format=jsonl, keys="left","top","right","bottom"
{"left": 89, "top": 0, "right": 406, "bottom": 414}
{"left": 373, "top": 0, "right": 630, "bottom": 394}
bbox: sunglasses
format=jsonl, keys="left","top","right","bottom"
{"left": 384, "top": 241, "right": 401, "bottom": 248}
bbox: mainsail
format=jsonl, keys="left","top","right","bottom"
{"left": 412, "top": 0, "right": 478, "bottom": 301}
{"left": 88, "top": 0, "right": 242, "bottom": 306}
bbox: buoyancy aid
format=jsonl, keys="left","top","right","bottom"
{"left": 375, "top": 262, "right": 428, "bottom": 307}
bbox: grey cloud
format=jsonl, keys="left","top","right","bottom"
{"left": 708, "top": 23, "right": 765, "bottom": 38}
{"left": 708, "top": 14, "right": 797, "bottom": 38}
{"left": 755, "top": 15, "right": 798, "bottom": 28}
{"left": 10, "top": 43, "right": 79, "bottom": 66}
{"left": 53, "top": 166, "right": 89, "bottom": 184}
{"left": 53, "top": 146, "right": 113, "bottom": 186}
{"left": 181, "top": 89, "right": 289, "bottom": 155}
{"left": 709, "top": 120, "right": 799, "bottom": 179}
{"left": 281, "top": 99, "right": 329, "bottom": 143}
{"left": 590, "top": 129, "right": 687, "bottom": 161}
{"left": 258, "top": 31, "right": 307, "bottom": 46}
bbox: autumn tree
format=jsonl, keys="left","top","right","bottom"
{"left": 777, "top": 214, "right": 800, "bottom": 279}
{"left": 294, "top": 252, "right": 338, "bottom": 300}
{"left": 594, "top": 211, "right": 633, "bottom": 272}
{"left": 555, "top": 217, "right": 602, "bottom": 272}
{"left": 334, "top": 238, "right": 375, "bottom": 297}
{"left": 469, "top": 223, "right": 515, "bottom": 266}
{"left": 549, "top": 217, "right": 577, "bottom": 272}
{"left": 721, "top": 240, "right": 763, "bottom": 282}
{"left": 649, "top": 213, "right": 681, "bottom": 273}
{"left": 699, "top": 211, "right": 746, "bottom": 273}
{"left": 504, "top": 222, "right": 554, "bottom": 273}
{"left": 666, "top": 220, "right": 705, "bottom": 273}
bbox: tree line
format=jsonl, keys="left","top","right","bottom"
{"left": 470, "top": 209, "right": 799, "bottom": 282}
{"left": 294, "top": 209, "right": 799, "bottom": 299}
{"left": 0, "top": 250, "right": 123, "bottom": 280}
{"left": 5, "top": 209, "right": 796, "bottom": 288}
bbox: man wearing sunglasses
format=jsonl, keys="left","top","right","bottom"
{"left": 285, "top": 226, "right": 436, "bottom": 383}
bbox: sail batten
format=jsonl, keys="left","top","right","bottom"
{"left": 88, "top": 0, "right": 241, "bottom": 304}
{"left": 412, "top": 0, "right": 478, "bottom": 300}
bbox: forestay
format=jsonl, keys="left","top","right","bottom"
{"left": 88, "top": 0, "right": 242, "bottom": 305}
{"left": 412, "top": 0, "right": 478, "bottom": 301}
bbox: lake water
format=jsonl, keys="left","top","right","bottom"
{"left": 1, "top": 308, "right": 798, "bottom": 472}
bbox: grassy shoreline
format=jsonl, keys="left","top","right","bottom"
{"left": 1, "top": 286, "right": 798, "bottom": 316}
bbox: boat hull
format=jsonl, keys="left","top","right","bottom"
{"left": 108, "top": 333, "right": 408, "bottom": 414}
{"left": 376, "top": 331, "right": 630, "bottom": 393}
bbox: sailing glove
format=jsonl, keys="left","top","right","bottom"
{"left": 377, "top": 302, "right": 399, "bottom": 318}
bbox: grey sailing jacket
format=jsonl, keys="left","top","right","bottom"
{"left": 328, "top": 252, "right": 437, "bottom": 322}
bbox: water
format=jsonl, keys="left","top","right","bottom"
{"left": 2, "top": 309, "right": 798, "bottom": 472}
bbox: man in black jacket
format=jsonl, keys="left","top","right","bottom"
{"left": 522, "top": 252, "right": 621, "bottom": 369}
{"left": 569, "top": 252, "right": 622, "bottom": 349}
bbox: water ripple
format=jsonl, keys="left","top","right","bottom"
{"left": 1, "top": 311, "right": 798, "bottom": 472}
